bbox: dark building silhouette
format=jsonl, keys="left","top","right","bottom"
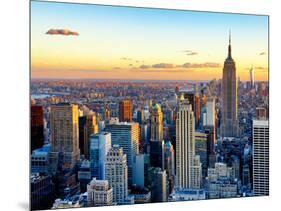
{"left": 31, "top": 105, "right": 44, "bottom": 153}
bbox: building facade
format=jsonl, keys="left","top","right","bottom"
{"left": 87, "top": 178, "right": 113, "bottom": 207}
{"left": 252, "top": 119, "right": 269, "bottom": 196}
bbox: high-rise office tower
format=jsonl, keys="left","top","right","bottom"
{"left": 137, "top": 109, "right": 144, "bottom": 124}
{"left": 176, "top": 96, "right": 201, "bottom": 189}
{"left": 31, "top": 105, "right": 44, "bottom": 152}
{"left": 252, "top": 119, "right": 269, "bottom": 196}
{"left": 149, "top": 167, "right": 167, "bottom": 202}
{"left": 49, "top": 103, "right": 80, "bottom": 171}
{"left": 84, "top": 112, "right": 99, "bottom": 158}
{"left": 105, "top": 145, "right": 129, "bottom": 204}
{"left": 132, "top": 154, "right": 146, "bottom": 187}
{"left": 105, "top": 122, "right": 139, "bottom": 186}
{"left": 87, "top": 178, "right": 113, "bottom": 207}
{"left": 89, "top": 132, "right": 111, "bottom": 180}
{"left": 195, "top": 94, "right": 201, "bottom": 127}
{"left": 249, "top": 65, "right": 255, "bottom": 89}
{"left": 150, "top": 140, "right": 164, "bottom": 169}
{"left": 31, "top": 174, "right": 55, "bottom": 210}
{"left": 119, "top": 99, "right": 132, "bottom": 122}
{"left": 78, "top": 160, "right": 92, "bottom": 192}
{"left": 150, "top": 104, "right": 163, "bottom": 142}
{"left": 164, "top": 141, "right": 175, "bottom": 193}
{"left": 221, "top": 32, "right": 239, "bottom": 137}
{"left": 206, "top": 97, "right": 216, "bottom": 127}
{"left": 79, "top": 112, "right": 99, "bottom": 157}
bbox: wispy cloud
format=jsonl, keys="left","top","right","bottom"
{"left": 120, "top": 57, "right": 133, "bottom": 61}
{"left": 181, "top": 62, "right": 220, "bottom": 68}
{"left": 46, "top": 28, "right": 79, "bottom": 36}
{"left": 183, "top": 50, "right": 198, "bottom": 56}
{"left": 139, "top": 64, "right": 151, "bottom": 69}
{"left": 137, "top": 62, "right": 220, "bottom": 71}
{"left": 152, "top": 63, "right": 174, "bottom": 68}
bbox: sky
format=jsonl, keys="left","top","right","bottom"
{"left": 31, "top": 0, "right": 269, "bottom": 81}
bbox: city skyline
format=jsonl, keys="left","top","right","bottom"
{"left": 31, "top": 1, "right": 268, "bottom": 81}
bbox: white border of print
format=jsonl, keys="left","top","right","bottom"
{"left": 0, "top": 0, "right": 279, "bottom": 211}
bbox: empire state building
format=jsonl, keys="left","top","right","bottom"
{"left": 221, "top": 32, "right": 239, "bottom": 137}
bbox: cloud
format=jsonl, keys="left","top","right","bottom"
{"left": 183, "top": 50, "right": 198, "bottom": 56}
{"left": 181, "top": 62, "right": 221, "bottom": 68}
{"left": 120, "top": 57, "right": 133, "bottom": 61}
{"left": 139, "top": 65, "right": 151, "bottom": 69}
{"left": 152, "top": 63, "right": 174, "bottom": 68}
{"left": 259, "top": 52, "right": 266, "bottom": 56}
{"left": 137, "top": 62, "right": 220, "bottom": 71}
{"left": 46, "top": 29, "right": 79, "bottom": 36}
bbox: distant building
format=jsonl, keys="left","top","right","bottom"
{"left": 89, "top": 132, "right": 111, "bottom": 180}
{"left": 150, "top": 104, "right": 163, "bottom": 141}
{"left": 105, "top": 122, "right": 139, "bottom": 186}
{"left": 31, "top": 105, "right": 44, "bottom": 152}
{"left": 253, "top": 119, "right": 269, "bottom": 196}
{"left": 87, "top": 178, "right": 113, "bottom": 207}
{"left": 119, "top": 99, "right": 132, "bottom": 122}
{"left": 137, "top": 109, "right": 144, "bottom": 124}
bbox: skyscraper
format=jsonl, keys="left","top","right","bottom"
{"left": 252, "top": 119, "right": 269, "bottom": 196}
{"left": 249, "top": 65, "right": 255, "bottom": 89}
{"left": 87, "top": 178, "right": 113, "bottom": 207}
{"left": 105, "top": 122, "right": 139, "bottom": 186}
{"left": 205, "top": 97, "right": 216, "bottom": 127}
{"left": 176, "top": 96, "right": 202, "bottom": 189}
{"left": 49, "top": 103, "right": 80, "bottom": 171}
{"left": 221, "top": 32, "right": 239, "bottom": 137}
{"left": 105, "top": 145, "right": 129, "bottom": 204}
{"left": 31, "top": 105, "right": 44, "bottom": 152}
{"left": 84, "top": 112, "right": 99, "bottom": 158}
{"left": 150, "top": 104, "right": 163, "bottom": 142}
{"left": 164, "top": 141, "right": 175, "bottom": 193}
{"left": 89, "top": 132, "right": 111, "bottom": 180}
{"left": 149, "top": 167, "right": 167, "bottom": 202}
{"left": 119, "top": 99, "right": 133, "bottom": 122}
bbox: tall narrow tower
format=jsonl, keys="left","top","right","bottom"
{"left": 221, "top": 31, "right": 239, "bottom": 137}
{"left": 176, "top": 95, "right": 201, "bottom": 189}
{"left": 250, "top": 65, "right": 255, "bottom": 89}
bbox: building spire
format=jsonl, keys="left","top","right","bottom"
{"left": 228, "top": 29, "right": 232, "bottom": 58}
